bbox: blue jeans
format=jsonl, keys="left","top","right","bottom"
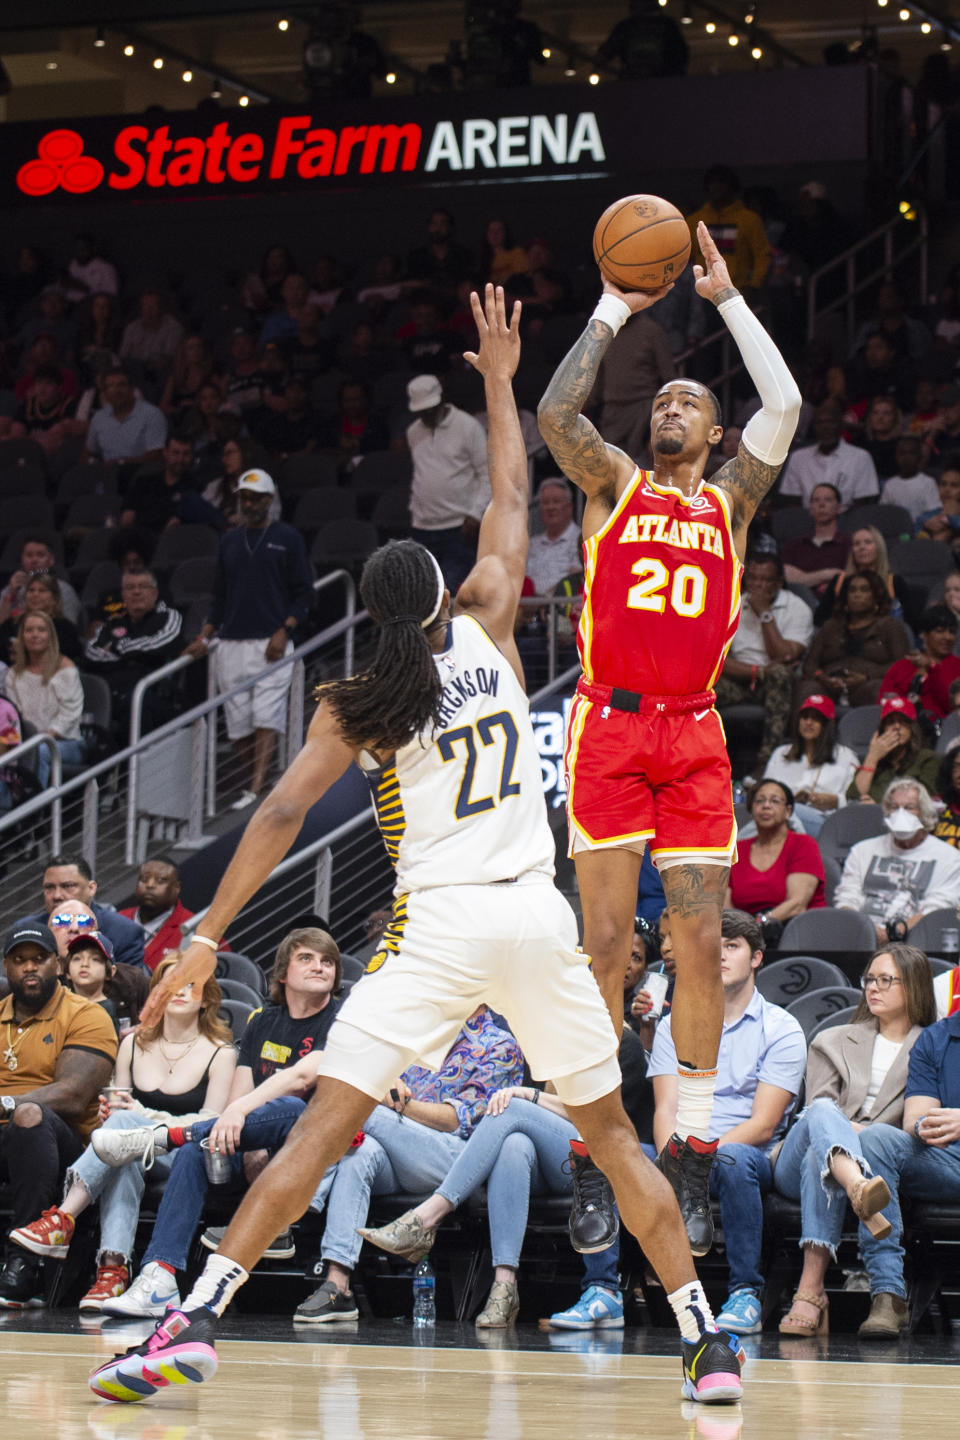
{"left": 710, "top": 1143, "right": 773, "bottom": 1293}
{"left": 144, "top": 1098, "right": 308, "bottom": 1270}
{"left": 67, "top": 1109, "right": 174, "bottom": 1264}
{"left": 436, "top": 1098, "right": 619, "bottom": 1280}
{"left": 319, "top": 1106, "right": 464, "bottom": 1272}
{"left": 857, "top": 1124, "right": 960, "bottom": 1300}
{"left": 36, "top": 737, "right": 86, "bottom": 788}
{"left": 773, "top": 1098, "right": 872, "bottom": 1259}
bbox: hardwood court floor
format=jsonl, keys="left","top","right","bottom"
{"left": 0, "top": 1316, "right": 955, "bottom": 1440}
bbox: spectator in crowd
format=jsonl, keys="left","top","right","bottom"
{"left": 119, "top": 289, "right": 184, "bottom": 394}
{"left": 479, "top": 221, "right": 528, "bottom": 288}
{"left": 782, "top": 180, "right": 852, "bottom": 278}
{"left": 650, "top": 910, "right": 806, "bottom": 1334}
{"left": 905, "top": 377, "right": 941, "bottom": 438}
{"left": 781, "top": 482, "right": 851, "bottom": 597}
{"left": 915, "top": 457, "right": 960, "bottom": 542}
{"left": 63, "top": 233, "right": 118, "bottom": 305}
{"left": 835, "top": 778, "right": 960, "bottom": 942}
{"left": 847, "top": 697, "right": 940, "bottom": 805}
{"left": 728, "top": 781, "right": 826, "bottom": 928}
{"left": 803, "top": 571, "right": 910, "bottom": 707}
{"left": 318, "top": 380, "right": 390, "bottom": 462}
{"left": 0, "top": 921, "right": 117, "bottom": 1308}
{"left": 846, "top": 332, "right": 917, "bottom": 414}
{"left": 85, "top": 366, "right": 167, "bottom": 466}
{"left": 223, "top": 327, "right": 275, "bottom": 422}
{"left": 86, "top": 527, "right": 157, "bottom": 625}
{"left": 184, "top": 469, "right": 313, "bottom": 808}
{"left": 686, "top": 165, "right": 771, "bottom": 298}
{"left": 62, "top": 931, "right": 119, "bottom": 1034}
{"left": 14, "top": 331, "right": 78, "bottom": 405}
{"left": 88, "top": 927, "right": 341, "bottom": 1317}
{"left": 241, "top": 243, "right": 298, "bottom": 315}
{"left": 0, "top": 533, "right": 82, "bottom": 628}
{"left": 763, "top": 694, "right": 860, "bottom": 837}
{"left": 526, "top": 479, "right": 582, "bottom": 595}
{"left": 43, "top": 898, "right": 147, "bottom": 1036}
{"left": 773, "top": 942, "right": 935, "bottom": 1337}
{"left": 119, "top": 434, "right": 203, "bottom": 531}
{"left": 942, "top": 573, "right": 960, "bottom": 633}
{"left": 880, "top": 605, "right": 960, "bottom": 721}
{"left": 597, "top": 0, "right": 688, "bottom": 77}
{"left": 2, "top": 243, "right": 48, "bottom": 328}
{"left": 187, "top": 381, "right": 236, "bottom": 482}
{"left": 10, "top": 363, "right": 80, "bottom": 457}
{"left": 203, "top": 438, "right": 280, "bottom": 529}
{"left": 593, "top": 309, "right": 676, "bottom": 462}
{"left": 160, "top": 335, "right": 217, "bottom": 418}
{"left": 815, "top": 527, "right": 910, "bottom": 626}
{"left": 398, "top": 294, "right": 459, "bottom": 377}
{"left": 852, "top": 282, "right": 933, "bottom": 365}
{"left": 120, "top": 857, "right": 195, "bottom": 973}
{"left": 48, "top": 899, "right": 104, "bottom": 964}
{"left": 920, "top": 386, "right": 960, "bottom": 470}
{"left": 859, "top": 395, "right": 904, "bottom": 480}
{"left": 407, "top": 210, "right": 474, "bottom": 294}
{"left": 258, "top": 274, "right": 312, "bottom": 350}
{"left": 293, "top": 1005, "right": 522, "bottom": 1324}
{"left": 406, "top": 374, "right": 489, "bottom": 592}
{"left": 855, "top": 996, "right": 960, "bottom": 1336}
{"left": 83, "top": 569, "right": 184, "bottom": 740}
{"left": 932, "top": 748, "right": 960, "bottom": 854}
{"left": 281, "top": 303, "right": 334, "bottom": 383}
{"left": 18, "top": 855, "right": 145, "bottom": 972}
{"left": 0, "top": 575, "right": 80, "bottom": 664}
{"left": 17, "top": 287, "right": 75, "bottom": 365}
{"left": 75, "top": 292, "right": 122, "bottom": 379}
{"left": 879, "top": 434, "right": 941, "bottom": 520}
{"left": 256, "top": 375, "right": 321, "bottom": 458}
{"left": 9, "top": 952, "right": 235, "bottom": 1313}
{"left": 715, "top": 553, "right": 813, "bottom": 769}
{"left": 779, "top": 402, "right": 880, "bottom": 509}
{"left": 3, "top": 613, "right": 84, "bottom": 788}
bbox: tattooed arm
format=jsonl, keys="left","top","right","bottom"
{"left": 537, "top": 278, "right": 673, "bottom": 510}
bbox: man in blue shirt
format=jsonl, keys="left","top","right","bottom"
{"left": 650, "top": 909, "right": 807, "bottom": 1334}
{"left": 184, "top": 468, "right": 313, "bottom": 808}
{"left": 857, "top": 1010, "right": 960, "bottom": 1337}
{"left": 19, "top": 854, "right": 145, "bottom": 970}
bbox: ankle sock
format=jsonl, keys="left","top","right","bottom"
{"left": 154, "top": 1260, "right": 176, "bottom": 1276}
{"left": 667, "top": 1279, "right": 718, "bottom": 1343}
{"left": 675, "top": 1065, "right": 718, "bottom": 1142}
{"left": 181, "top": 1253, "right": 249, "bottom": 1317}
{"left": 167, "top": 1126, "right": 186, "bottom": 1147}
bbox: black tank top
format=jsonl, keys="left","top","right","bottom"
{"left": 131, "top": 1043, "right": 220, "bottom": 1116}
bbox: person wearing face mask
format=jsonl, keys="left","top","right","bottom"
{"left": 834, "top": 778, "right": 960, "bottom": 945}
{"left": 847, "top": 697, "right": 940, "bottom": 805}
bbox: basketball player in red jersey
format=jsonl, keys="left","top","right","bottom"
{"left": 538, "top": 222, "right": 801, "bottom": 1254}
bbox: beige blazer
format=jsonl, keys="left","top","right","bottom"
{"left": 805, "top": 1019, "right": 924, "bottom": 1127}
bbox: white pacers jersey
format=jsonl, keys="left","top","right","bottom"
{"left": 361, "top": 614, "right": 555, "bottom": 894}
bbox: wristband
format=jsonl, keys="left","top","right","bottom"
{"left": 193, "top": 934, "right": 220, "bottom": 953}
{"left": 858, "top": 765, "right": 875, "bottom": 773}
{"left": 591, "top": 294, "right": 631, "bottom": 337}
{"left": 531, "top": 1088, "right": 541, "bottom": 1105}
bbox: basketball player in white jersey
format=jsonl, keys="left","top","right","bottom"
{"left": 90, "top": 287, "right": 745, "bottom": 1407}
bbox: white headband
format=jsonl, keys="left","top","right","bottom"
{"left": 421, "top": 551, "right": 446, "bottom": 629}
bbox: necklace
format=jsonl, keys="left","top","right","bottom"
{"left": 243, "top": 524, "right": 269, "bottom": 558}
{"left": 157, "top": 1033, "right": 201, "bottom": 1074}
{"left": 3, "top": 1019, "right": 30, "bottom": 1074}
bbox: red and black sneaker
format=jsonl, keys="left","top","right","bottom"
{"left": 656, "top": 1133, "right": 718, "bottom": 1257}
{"left": 681, "top": 1328, "right": 746, "bottom": 1404}
{"left": 566, "top": 1141, "right": 619, "bottom": 1254}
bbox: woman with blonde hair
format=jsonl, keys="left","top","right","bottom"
{"left": 3, "top": 610, "right": 85, "bottom": 786}
{"left": 8, "top": 953, "right": 236, "bottom": 1313}
{"left": 815, "top": 525, "right": 910, "bottom": 626}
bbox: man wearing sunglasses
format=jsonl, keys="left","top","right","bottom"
{"left": 47, "top": 901, "right": 148, "bottom": 1034}
{"left": 15, "top": 854, "right": 145, "bottom": 971}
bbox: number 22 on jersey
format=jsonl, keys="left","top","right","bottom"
{"left": 437, "top": 709, "right": 520, "bottom": 820}
{"left": 627, "top": 558, "right": 707, "bottom": 619}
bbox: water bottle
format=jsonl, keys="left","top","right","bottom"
{"left": 940, "top": 927, "right": 959, "bottom": 958}
{"left": 412, "top": 1256, "right": 436, "bottom": 1327}
{"left": 732, "top": 781, "right": 746, "bottom": 806}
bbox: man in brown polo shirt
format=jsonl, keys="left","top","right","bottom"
{"left": 0, "top": 921, "right": 117, "bottom": 1308}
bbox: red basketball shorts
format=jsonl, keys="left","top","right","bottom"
{"left": 563, "top": 680, "right": 737, "bottom": 867}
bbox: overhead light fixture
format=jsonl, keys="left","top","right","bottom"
{"left": 706, "top": 21, "right": 717, "bottom": 34}
{"left": 681, "top": 3, "right": 693, "bottom": 22}
{"left": 589, "top": 72, "right": 600, "bottom": 85}
{"left": 658, "top": 0, "right": 668, "bottom": 7}
{"left": 541, "top": 46, "right": 551, "bottom": 58}
{"left": 728, "top": 32, "right": 740, "bottom": 46}
{"left": 153, "top": 56, "right": 164, "bottom": 69}
{"left": 751, "top": 45, "right": 763, "bottom": 59}
{"left": 46, "top": 60, "right": 58, "bottom": 70}
{"left": 123, "top": 44, "right": 134, "bottom": 57}
{"left": 877, "top": 0, "right": 888, "bottom": 7}
{"left": 942, "top": 40, "right": 953, "bottom": 50}
{"left": 94, "top": 26, "right": 106, "bottom": 48}
{"left": 921, "top": 20, "right": 931, "bottom": 32}
{"left": 385, "top": 71, "right": 397, "bottom": 83}
{"left": 278, "top": 17, "right": 289, "bottom": 30}
{"left": 238, "top": 94, "right": 249, "bottom": 106}
{"left": 745, "top": 4, "right": 757, "bottom": 22}
{"left": 564, "top": 65, "right": 576, "bottom": 77}
{"left": 182, "top": 69, "right": 193, "bottom": 82}
{"left": 898, "top": 6, "right": 910, "bottom": 17}
{"left": 211, "top": 77, "right": 222, "bottom": 97}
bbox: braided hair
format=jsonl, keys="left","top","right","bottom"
{"left": 321, "top": 540, "right": 446, "bottom": 752}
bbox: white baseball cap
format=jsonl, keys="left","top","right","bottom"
{"left": 237, "top": 468, "right": 276, "bottom": 496}
{"left": 407, "top": 375, "right": 443, "bottom": 412}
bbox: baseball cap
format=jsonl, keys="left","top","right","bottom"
{"left": 3, "top": 922, "right": 57, "bottom": 957}
{"left": 237, "top": 468, "right": 276, "bottom": 496}
{"left": 407, "top": 375, "right": 443, "bottom": 412}
{"left": 799, "top": 694, "right": 835, "bottom": 721}
{"left": 66, "top": 930, "right": 115, "bottom": 964}
{"left": 880, "top": 696, "right": 917, "bottom": 722}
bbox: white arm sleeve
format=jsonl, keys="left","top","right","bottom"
{"left": 717, "top": 294, "right": 802, "bottom": 467}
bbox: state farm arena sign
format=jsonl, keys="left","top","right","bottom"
{"left": 9, "top": 100, "right": 609, "bottom": 203}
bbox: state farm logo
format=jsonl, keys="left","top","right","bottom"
{"left": 17, "top": 129, "right": 104, "bottom": 197}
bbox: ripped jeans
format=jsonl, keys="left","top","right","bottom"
{"left": 772, "top": 1098, "right": 872, "bottom": 1258}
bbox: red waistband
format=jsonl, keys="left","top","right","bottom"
{"left": 576, "top": 679, "right": 716, "bottom": 715}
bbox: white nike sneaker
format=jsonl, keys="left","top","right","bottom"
{"left": 90, "top": 1124, "right": 169, "bottom": 1170}
{"left": 99, "top": 1261, "right": 179, "bottom": 1318}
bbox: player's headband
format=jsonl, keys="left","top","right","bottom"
{"left": 421, "top": 551, "right": 446, "bottom": 629}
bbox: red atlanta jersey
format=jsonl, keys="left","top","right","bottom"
{"left": 577, "top": 468, "right": 742, "bottom": 695}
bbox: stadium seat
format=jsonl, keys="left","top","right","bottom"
{"left": 817, "top": 800, "right": 887, "bottom": 870}
{"left": 80, "top": 560, "right": 122, "bottom": 610}
{"left": 64, "top": 493, "right": 118, "bottom": 530}
{"left": 214, "top": 952, "right": 266, "bottom": 996}
{"left": 780, "top": 906, "right": 878, "bottom": 955}
{"left": 755, "top": 956, "right": 850, "bottom": 1006}
{"left": 0, "top": 437, "right": 47, "bottom": 471}
{"left": 294, "top": 488, "right": 357, "bottom": 536}
{"left": 279, "top": 452, "right": 340, "bottom": 495}
{"left": 151, "top": 524, "right": 221, "bottom": 573}
{"left": 838, "top": 503, "right": 913, "bottom": 541}
{"left": 836, "top": 705, "right": 881, "bottom": 762}
{"left": 339, "top": 953, "right": 366, "bottom": 982}
{"left": 888, "top": 539, "right": 956, "bottom": 582}
{"left": 311, "top": 518, "right": 378, "bottom": 570}
{"left": 806, "top": 1004, "right": 860, "bottom": 1044}
{"left": 926, "top": 957, "right": 955, "bottom": 978}
{"left": 770, "top": 509, "right": 813, "bottom": 543}
{"left": 905, "top": 909, "right": 960, "bottom": 954}
{"left": 0, "top": 463, "right": 45, "bottom": 498}
{"left": 786, "top": 985, "right": 863, "bottom": 1040}
{"left": 219, "top": 999, "right": 254, "bottom": 1037}
{"left": 169, "top": 556, "right": 218, "bottom": 607}
{"left": 936, "top": 712, "right": 960, "bottom": 755}
{"left": 0, "top": 495, "right": 54, "bottom": 533}
{"left": 350, "top": 450, "right": 413, "bottom": 492}
{"left": 216, "top": 978, "right": 263, "bottom": 1008}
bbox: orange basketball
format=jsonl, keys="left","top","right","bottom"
{"left": 592, "top": 193, "right": 691, "bottom": 291}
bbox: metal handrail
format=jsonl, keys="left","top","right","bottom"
{"left": 806, "top": 212, "right": 928, "bottom": 342}
{"left": 0, "top": 733, "right": 62, "bottom": 850}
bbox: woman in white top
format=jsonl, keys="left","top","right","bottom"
{"left": 3, "top": 610, "right": 85, "bottom": 787}
{"left": 772, "top": 943, "right": 935, "bottom": 1335}
{"left": 763, "top": 693, "right": 859, "bottom": 836}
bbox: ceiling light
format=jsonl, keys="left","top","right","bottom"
{"left": 751, "top": 45, "right": 763, "bottom": 59}
{"left": 898, "top": 6, "right": 910, "bottom": 17}
{"left": 659, "top": 0, "right": 668, "bottom": 7}
{"left": 706, "top": 21, "right": 717, "bottom": 34}
{"left": 942, "top": 40, "right": 953, "bottom": 50}
{"left": 94, "top": 26, "right": 106, "bottom": 48}
{"left": 238, "top": 94, "right": 249, "bottom": 106}
{"left": 564, "top": 66, "right": 576, "bottom": 77}
{"left": 541, "top": 47, "right": 551, "bottom": 58}
{"left": 182, "top": 69, "right": 193, "bottom": 82}
{"left": 211, "top": 78, "right": 222, "bottom": 97}
{"left": 153, "top": 56, "right": 164, "bottom": 69}
{"left": 589, "top": 72, "right": 600, "bottom": 85}
{"left": 123, "top": 44, "right": 134, "bottom": 57}
{"left": 745, "top": 4, "right": 757, "bottom": 22}
{"left": 877, "top": 0, "right": 888, "bottom": 7}
{"left": 278, "top": 17, "right": 289, "bottom": 30}
{"left": 46, "top": 60, "right": 58, "bottom": 70}
{"left": 681, "top": 2, "right": 693, "bottom": 22}
{"left": 921, "top": 21, "right": 931, "bottom": 32}
{"left": 385, "top": 71, "right": 397, "bottom": 84}
{"left": 728, "top": 32, "right": 740, "bottom": 46}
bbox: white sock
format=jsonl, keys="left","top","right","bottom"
{"left": 181, "top": 1254, "right": 249, "bottom": 1317}
{"left": 675, "top": 1066, "right": 718, "bottom": 1143}
{"left": 668, "top": 1280, "right": 718, "bottom": 1342}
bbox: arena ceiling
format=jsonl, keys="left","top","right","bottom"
{"left": 0, "top": 2, "right": 955, "bottom": 120}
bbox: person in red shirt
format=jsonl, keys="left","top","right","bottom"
{"left": 120, "top": 857, "right": 194, "bottom": 973}
{"left": 727, "top": 780, "right": 826, "bottom": 929}
{"left": 880, "top": 605, "right": 960, "bottom": 721}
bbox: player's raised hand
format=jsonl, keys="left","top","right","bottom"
{"left": 138, "top": 940, "right": 217, "bottom": 1027}
{"left": 601, "top": 275, "right": 673, "bottom": 314}
{"left": 463, "top": 283, "right": 521, "bottom": 380}
{"left": 693, "top": 221, "right": 737, "bottom": 303}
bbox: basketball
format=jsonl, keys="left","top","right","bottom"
{"left": 592, "top": 194, "right": 692, "bottom": 292}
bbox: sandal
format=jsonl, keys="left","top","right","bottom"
{"left": 779, "top": 1290, "right": 829, "bottom": 1336}
{"left": 849, "top": 1176, "right": 892, "bottom": 1239}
